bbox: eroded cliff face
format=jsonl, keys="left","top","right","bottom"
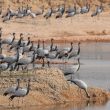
{"left": 0, "top": 68, "right": 110, "bottom": 107}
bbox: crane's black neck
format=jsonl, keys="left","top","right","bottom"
{"left": 29, "top": 42, "right": 33, "bottom": 51}
{"left": 50, "top": 39, "right": 53, "bottom": 51}
{"left": 77, "top": 58, "right": 80, "bottom": 72}
{"left": 16, "top": 79, "right": 20, "bottom": 90}
{"left": 11, "top": 34, "right": 15, "bottom": 44}
{"left": 55, "top": 52, "right": 59, "bottom": 58}
{"left": 31, "top": 51, "right": 36, "bottom": 63}
{"left": 37, "top": 40, "right": 40, "bottom": 49}
{"left": 43, "top": 41, "right": 45, "bottom": 49}
{"left": 26, "top": 80, "right": 30, "bottom": 95}
{"left": 77, "top": 43, "right": 80, "bottom": 55}
{"left": 18, "top": 36, "right": 22, "bottom": 45}
{"left": 16, "top": 48, "right": 20, "bottom": 62}
{"left": 27, "top": 38, "right": 31, "bottom": 46}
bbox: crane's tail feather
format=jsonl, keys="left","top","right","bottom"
{"left": 9, "top": 95, "right": 15, "bottom": 101}
{"left": 3, "top": 92, "right": 8, "bottom": 96}
{"left": 64, "top": 73, "right": 72, "bottom": 76}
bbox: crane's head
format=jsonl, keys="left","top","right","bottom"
{"left": 38, "top": 40, "right": 40, "bottom": 43}
{"left": 28, "top": 78, "right": 31, "bottom": 82}
{"left": 51, "top": 38, "right": 54, "bottom": 41}
{"left": 78, "top": 42, "right": 80, "bottom": 45}
{"left": 28, "top": 37, "right": 30, "bottom": 40}
{"left": 20, "top": 33, "right": 23, "bottom": 37}
{"left": 0, "top": 27, "right": 2, "bottom": 30}
{"left": 28, "top": 78, "right": 31, "bottom": 88}
{"left": 13, "top": 33, "right": 16, "bottom": 36}
{"left": 71, "top": 42, "right": 73, "bottom": 45}
{"left": 16, "top": 78, "right": 20, "bottom": 82}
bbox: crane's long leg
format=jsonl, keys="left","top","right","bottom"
{"left": 80, "top": 88, "right": 82, "bottom": 100}
{"left": 84, "top": 89, "right": 90, "bottom": 98}
{"left": 70, "top": 17, "right": 73, "bottom": 23}
{"left": 8, "top": 99, "right": 11, "bottom": 106}
{"left": 42, "top": 58, "right": 45, "bottom": 67}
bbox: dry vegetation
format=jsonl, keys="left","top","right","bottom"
{"left": 0, "top": 68, "right": 110, "bottom": 108}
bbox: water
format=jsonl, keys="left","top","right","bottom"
{"left": 1, "top": 42, "right": 110, "bottom": 110}
{"left": 79, "top": 42, "right": 110, "bottom": 90}
{"left": 76, "top": 42, "right": 110, "bottom": 110}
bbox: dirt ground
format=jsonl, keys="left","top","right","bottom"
{"left": 1, "top": 12, "right": 110, "bottom": 43}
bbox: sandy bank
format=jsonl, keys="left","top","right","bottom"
{"left": 1, "top": 13, "right": 110, "bottom": 43}
{"left": 0, "top": 68, "right": 110, "bottom": 108}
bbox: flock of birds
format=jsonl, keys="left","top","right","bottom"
{"left": 0, "top": 2, "right": 104, "bottom": 22}
{"left": 0, "top": 29, "right": 90, "bottom": 105}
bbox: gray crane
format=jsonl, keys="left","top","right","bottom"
{"left": 0, "top": 63, "right": 10, "bottom": 71}
{"left": 68, "top": 79, "right": 90, "bottom": 98}
{"left": 15, "top": 51, "right": 36, "bottom": 70}
{"left": 0, "top": 49, "right": 6, "bottom": 59}
{"left": 3, "top": 10, "right": 11, "bottom": 22}
{"left": 56, "top": 4, "right": 65, "bottom": 18}
{"left": 50, "top": 39, "right": 57, "bottom": 52}
{"left": 27, "top": 7, "right": 36, "bottom": 18}
{"left": 30, "top": 39, "right": 40, "bottom": 52}
{"left": 46, "top": 51, "right": 59, "bottom": 59}
{"left": 8, "top": 6, "right": 17, "bottom": 18}
{"left": 65, "top": 6, "right": 76, "bottom": 18}
{"left": 62, "top": 58, "right": 80, "bottom": 76}
{"left": 65, "top": 5, "right": 75, "bottom": 13}
{"left": 80, "top": 3, "right": 90, "bottom": 14}
{"left": 2, "top": 33, "right": 15, "bottom": 45}
{"left": 9, "top": 79, "right": 30, "bottom": 101}
{"left": 10, "top": 33, "right": 23, "bottom": 49}
{"left": 37, "top": 40, "right": 49, "bottom": 57}
{"left": 91, "top": 4, "right": 103, "bottom": 17}
{"left": 22, "top": 37, "right": 31, "bottom": 46}
{"left": 58, "top": 50, "right": 68, "bottom": 59}
{"left": 56, "top": 42, "right": 73, "bottom": 56}
{"left": 16, "top": 7, "right": 24, "bottom": 18}
{"left": 21, "top": 41, "right": 33, "bottom": 54}
{"left": 68, "top": 42, "right": 80, "bottom": 59}
{"left": 0, "top": 27, "right": 2, "bottom": 38}
{"left": 44, "top": 7, "right": 52, "bottom": 19}
{"left": 1, "top": 47, "right": 21, "bottom": 65}
{"left": 3, "top": 79, "right": 20, "bottom": 96}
